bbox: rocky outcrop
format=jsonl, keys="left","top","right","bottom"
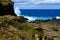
{"left": 32, "top": 18, "right": 60, "bottom": 40}
{"left": 0, "top": 0, "right": 16, "bottom": 16}
{"left": 39, "top": 19, "right": 60, "bottom": 40}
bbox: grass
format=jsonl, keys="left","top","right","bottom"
{"left": 0, "top": 16, "right": 44, "bottom": 40}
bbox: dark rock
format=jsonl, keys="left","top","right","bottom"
{"left": 0, "top": 2, "right": 5, "bottom": 15}
{"left": 4, "top": 3, "right": 16, "bottom": 16}
{"left": 52, "top": 27, "right": 59, "bottom": 31}
{"left": 0, "top": 0, "right": 16, "bottom": 16}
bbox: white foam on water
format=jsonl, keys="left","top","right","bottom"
{"left": 56, "top": 16, "right": 60, "bottom": 19}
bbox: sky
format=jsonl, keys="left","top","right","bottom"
{"left": 12, "top": 0, "right": 60, "bottom": 9}
{"left": 11, "top": 0, "right": 60, "bottom": 21}
{"left": 12, "top": 0, "right": 60, "bottom": 3}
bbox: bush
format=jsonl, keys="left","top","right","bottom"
{"left": 18, "top": 23, "right": 34, "bottom": 30}
{"left": 3, "top": 19, "right": 14, "bottom": 25}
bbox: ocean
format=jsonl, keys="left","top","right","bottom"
{"left": 20, "top": 9, "right": 60, "bottom": 21}
{"left": 20, "top": 9, "right": 60, "bottom": 17}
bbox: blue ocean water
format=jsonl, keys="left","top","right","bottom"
{"left": 20, "top": 9, "right": 60, "bottom": 17}
{"left": 20, "top": 9, "right": 60, "bottom": 21}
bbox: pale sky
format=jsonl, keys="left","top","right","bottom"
{"left": 11, "top": 0, "right": 60, "bottom": 9}
{"left": 12, "top": 0, "right": 60, "bottom": 3}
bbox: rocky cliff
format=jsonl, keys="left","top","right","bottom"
{"left": 0, "top": 0, "right": 16, "bottom": 16}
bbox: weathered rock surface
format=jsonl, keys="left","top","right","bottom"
{"left": 0, "top": 0, "right": 16, "bottom": 16}
{"left": 39, "top": 19, "right": 60, "bottom": 40}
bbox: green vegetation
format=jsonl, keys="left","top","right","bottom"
{"left": 35, "top": 29, "right": 44, "bottom": 36}
{"left": 0, "top": 0, "right": 10, "bottom": 2}
{"left": 0, "top": 0, "right": 13, "bottom": 6}
{"left": 0, "top": 15, "right": 60, "bottom": 40}
{"left": 2, "top": 17, "right": 14, "bottom": 25}
{"left": 0, "top": 16, "right": 44, "bottom": 40}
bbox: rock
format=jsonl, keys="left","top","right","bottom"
{"left": 41, "top": 22, "right": 60, "bottom": 40}
{"left": 0, "top": 0, "right": 16, "bottom": 16}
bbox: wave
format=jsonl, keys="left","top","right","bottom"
{"left": 14, "top": 7, "right": 60, "bottom": 21}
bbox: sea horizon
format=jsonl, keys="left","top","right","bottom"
{"left": 19, "top": 9, "right": 60, "bottom": 21}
